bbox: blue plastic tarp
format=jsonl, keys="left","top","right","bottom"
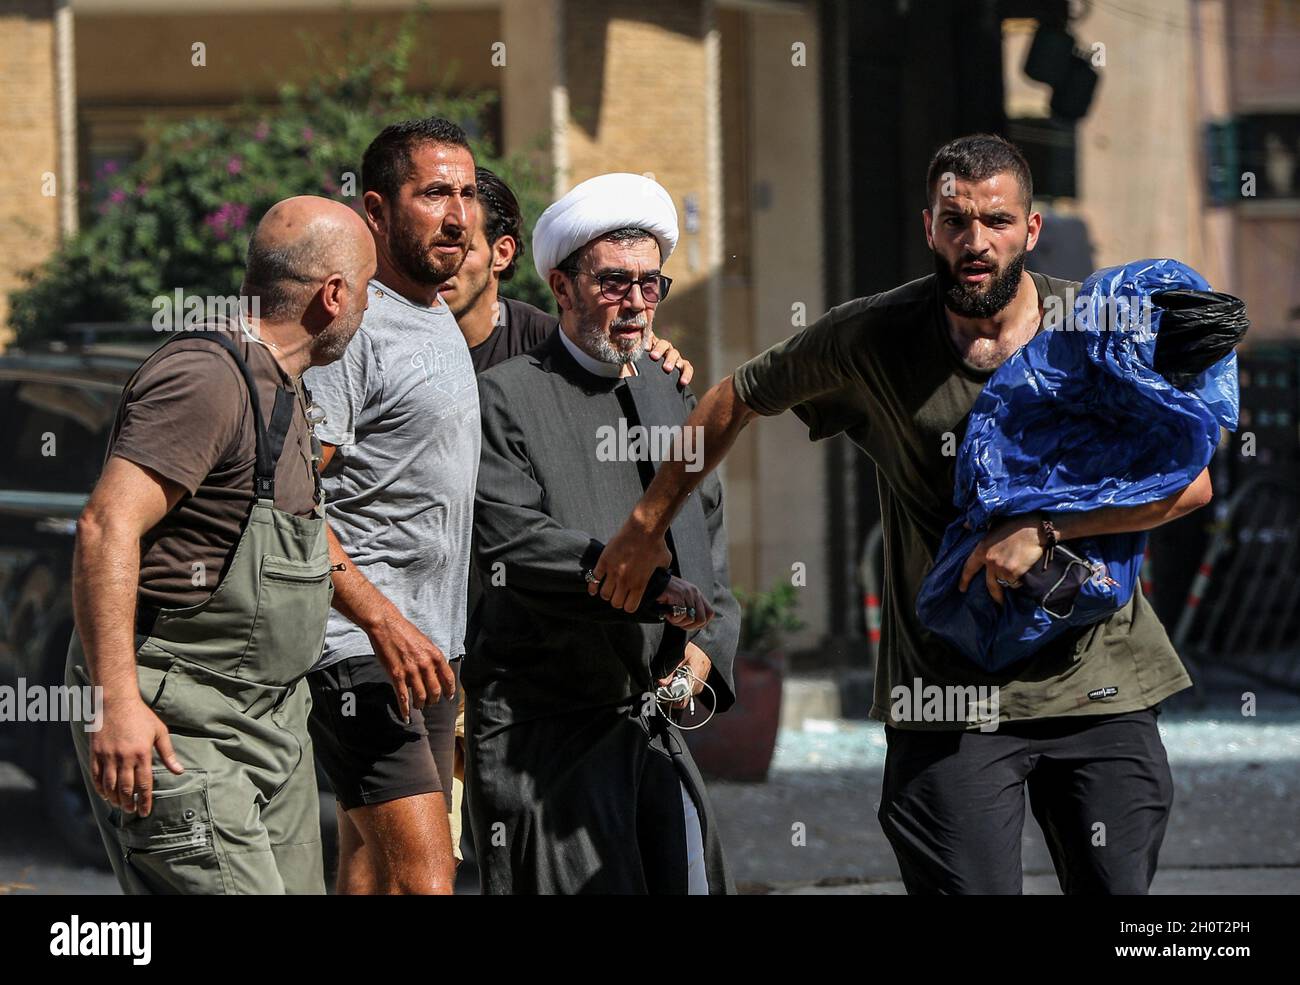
{"left": 916, "top": 258, "right": 1240, "bottom": 672}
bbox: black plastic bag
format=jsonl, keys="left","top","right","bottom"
{"left": 1153, "top": 289, "right": 1249, "bottom": 389}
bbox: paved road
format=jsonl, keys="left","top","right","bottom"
{"left": 712, "top": 668, "right": 1300, "bottom": 893}
{"left": 3, "top": 667, "right": 1296, "bottom": 895}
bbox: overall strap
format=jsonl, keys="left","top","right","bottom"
{"left": 204, "top": 332, "right": 295, "bottom": 501}
{"left": 151, "top": 330, "right": 290, "bottom": 500}
{"left": 262, "top": 387, "right": 297, "bottom": 499}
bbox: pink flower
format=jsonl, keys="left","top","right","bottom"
{"left": 253, "top": 121, "right": 269, "bottom": 141}
{"left": 108, "top": 189, "right": 127, "bottom": 204}
{"left": 226, "top": 156, "right": 243, "bottom": 175}
{"left": 203, "top": 202, "right": 251, "bottom": 241}
{"left": 302, "top": 127, "right": 314, "bottom": 143}
{"left": 136, "top": 183, "right": 149, "bottom": 197}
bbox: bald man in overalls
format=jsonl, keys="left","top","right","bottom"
{"left": 67, "top": 197, "right": 375, "bottom": 894}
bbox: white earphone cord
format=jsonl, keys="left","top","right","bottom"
{"left": 657, "top": 665, "right": 717, "bottom": 731}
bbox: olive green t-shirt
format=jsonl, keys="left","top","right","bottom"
{"left": 733, "top": 271, "right": 1192, "bottom": 729}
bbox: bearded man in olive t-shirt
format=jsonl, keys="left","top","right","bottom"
{"left": 588, "top": 134, "right": 1213, "bottom": 895}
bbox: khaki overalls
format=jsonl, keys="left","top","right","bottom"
{"left": 67, "top": 332, "right": 333, "bottom": 894}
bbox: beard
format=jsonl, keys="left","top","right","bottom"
{"left": 310, "top": 302, "right": 365, "bottom": 366}
{"left": 312, "top": 324, "right": 353, "bottom": 365}
{"left": 573, "top": 295, "right": 650, "bottom": 365}
{"left": 388, "top": 212, "right": 467, "bottom": 287}
{"left": 445, "top": 264, "right": 492, "bottom": 321}
{"left": 933, "top": 244, "right": 1027, "bottom": 318}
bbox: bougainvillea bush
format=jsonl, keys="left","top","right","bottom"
{"left": 10, "top": 18, "right": 553, "bottom": 346}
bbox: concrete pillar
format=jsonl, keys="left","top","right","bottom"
{"left": 743, "top": 4, "right": 826, "bottom": 645}
{"left": 0, "top": 0, "right": 63, "bottom": 344}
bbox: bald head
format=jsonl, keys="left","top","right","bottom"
{"left": 242, "top": 196, "right": 377, "bottom": 369}
{"left": 243, "top": 196, "right": 374, "bottom": 322}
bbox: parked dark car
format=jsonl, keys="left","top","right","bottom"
{"left": 0, "top": 339, "right": 337, "bottom": 872}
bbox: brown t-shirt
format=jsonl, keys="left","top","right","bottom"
{"left": 733, "top": 272, "right": 1192, "bottom": 728}
{"left": 108, "top": 326, "right": 318, "bottom": 609}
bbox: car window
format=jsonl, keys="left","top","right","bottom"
{"left": 0, "top": 379, "right": 116, "bottom": 494}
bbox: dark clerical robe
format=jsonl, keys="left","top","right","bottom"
{"left": 466, "top": 330, "right": 741, "bottom": 894}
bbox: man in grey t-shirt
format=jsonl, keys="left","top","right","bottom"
{"left": 303, "top": 118, "right": 479, "bottom": 895}
{"left": 311, "top": 281, "right": 478, "bottom": 670}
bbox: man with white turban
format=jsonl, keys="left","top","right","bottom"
{"left": 465, "top": 172, "right": 741, "bottom": 894}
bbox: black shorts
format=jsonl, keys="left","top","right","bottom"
{"left": 878, "top": 707, "right": 1174, "bottom": 895}
{"left": 307, "top": 653, "right": 461, "bottom": 812}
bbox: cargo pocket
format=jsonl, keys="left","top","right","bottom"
{"left": 116, "top": 768, "right": 226, "bottom": 895}
{"left": 241, "top": 554, "right": 333, "bottom": 685}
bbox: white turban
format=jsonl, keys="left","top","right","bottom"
{"left": 532, "top": 172, "right": 679, "bottom": 280}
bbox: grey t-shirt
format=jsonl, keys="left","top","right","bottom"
{"left": 305, "top": 278, "right": 481, "bottom": 669}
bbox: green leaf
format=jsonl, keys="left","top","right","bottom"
{"left": 10, "top": 9, "right": 556, "bottom": 344}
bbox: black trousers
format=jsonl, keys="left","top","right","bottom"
{"left": 878, "top": 707, "right": 1174, "bottom": 895}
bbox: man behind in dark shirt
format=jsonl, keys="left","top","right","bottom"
{"left": 433, "top": 166, "right": 699, "bottom": 865}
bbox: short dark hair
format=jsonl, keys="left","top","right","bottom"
{"left": 475, "top": 166, "right": 525, "bottom": 282}
{"left": 925, "top": 133, "right": 1033, "bottom": 211}
{"left": 362, "top": 117, "right": 472, "bottom": 202}
{"left": 557, "top": 226, "right": 658, "bottom": 272}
